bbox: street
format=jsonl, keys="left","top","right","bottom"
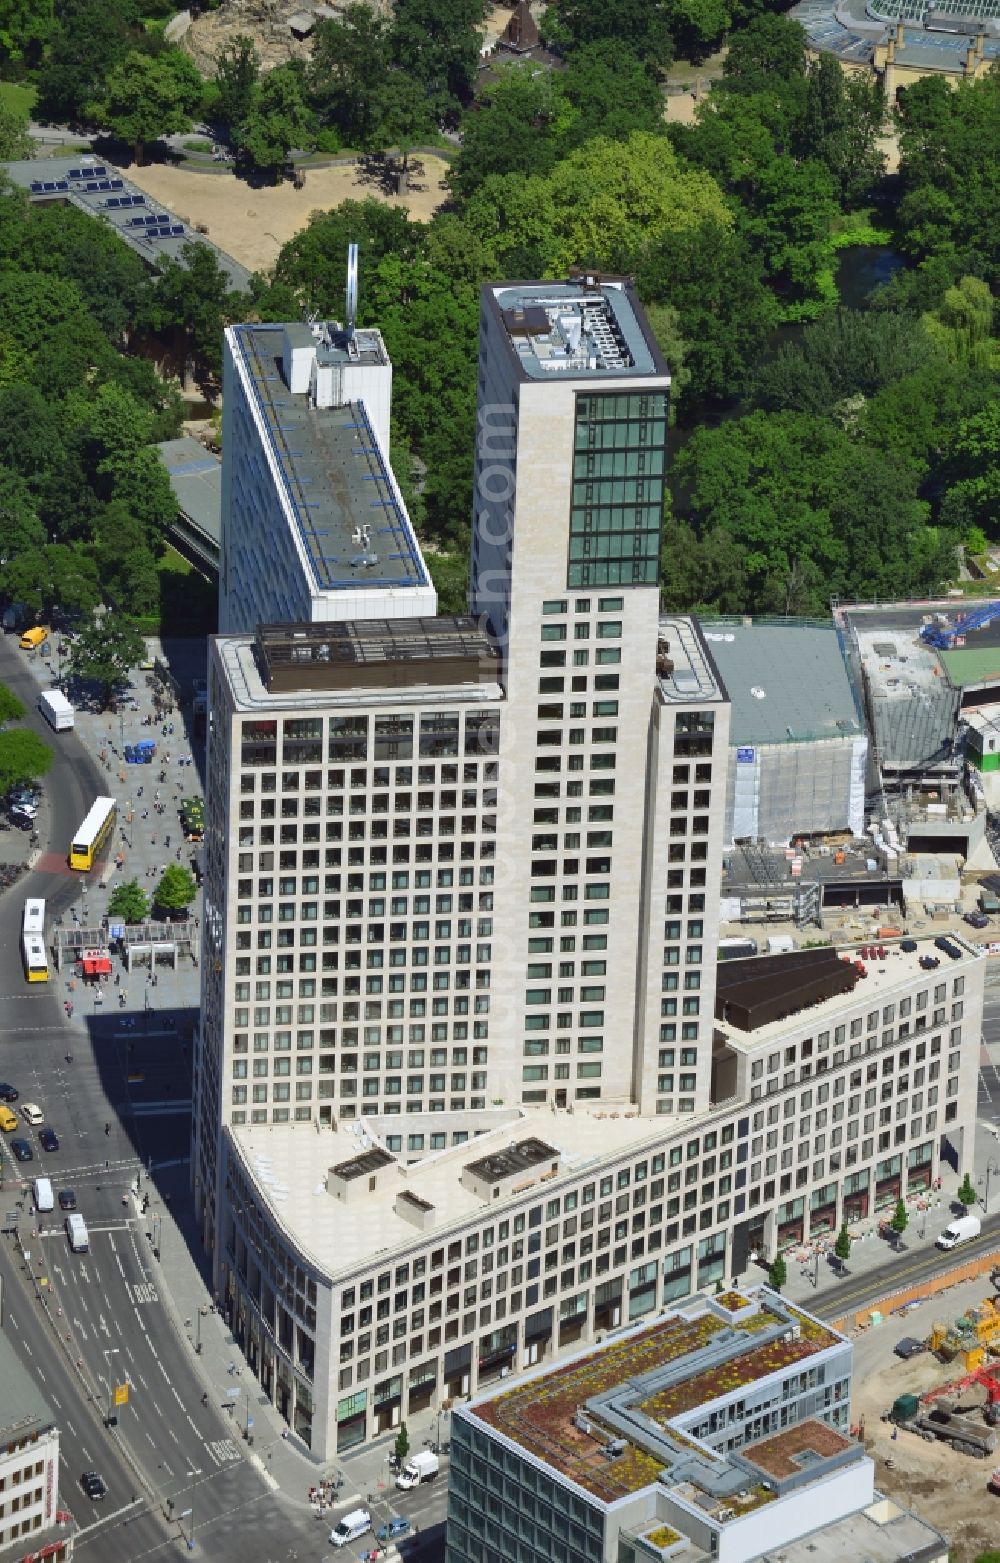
{"left": 0, "top": 634, "right": 363, "bottom": 1561}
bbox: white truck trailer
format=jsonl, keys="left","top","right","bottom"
{"left": 39, "top": 689, "right": 74, "bottom": 732}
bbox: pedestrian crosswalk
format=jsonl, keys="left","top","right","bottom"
{"left": 130, "top": 1281, "right": 158, "bottom": 1304}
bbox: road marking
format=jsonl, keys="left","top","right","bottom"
{"left": 66, "top": 1420, "right": 76, "bottom": 1437}
{"left": 7, "top": 1310, "right": 16, "bottom": 1328}
{"left": 22, "top": 1340, "right": 32, "bottom": 1357}
{"left": 129, "top": 1282, "right": 158, "bottom": 1304}
{"left": 74, "top": 1498, "right": 144, "bottom": 1536}
{"left": 205, "top": 1438, "right": 241, "bottom": 1466}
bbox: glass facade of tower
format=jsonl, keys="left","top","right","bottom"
{"left": 569, "top": 391, "right": 668, "bottom": 588}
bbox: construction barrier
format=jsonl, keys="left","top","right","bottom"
{"left": 834, "top": 1247, "right": 1000, "bottom": 1333}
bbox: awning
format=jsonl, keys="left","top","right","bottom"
{"left": 81, "top": 954, "right": 112, "bottom": 975}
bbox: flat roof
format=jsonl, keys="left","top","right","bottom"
{"left": 939, "top": 645, "right": 1000, "bottom": 687}
{"left": 657, "top": 617, "right": 726, "bottom": 705}
{"left": 215, "top": 631, "right": 504, "bottom": 713}
{"left": 229, "top": 323, "right": 429, "bottom": 595}
{"left": 777, "top": 1497, "right": 948, "bottom": 1563}
{"left": 0, "top": 1329, "right": 54, "bottom": 1441}
{"left": 487, "top": 279, "right": 664, "bottom": 380}
{"left": 2, "top": 156, "right": 251, "bottom": 290}
{"left": 156, "top": 435, "right": 221, "bottom": 545}
{"left": 466, "top": 1288, "right": 842, "bottom": 1504}
{"left": 716, "top": 934, "right": 980, "bottom": 1050}
{"left": 227, "top": 1108, "right": 675, "bottom": 1280}
{"left": 700, "top": 621, "right": 861, "bottom": 744}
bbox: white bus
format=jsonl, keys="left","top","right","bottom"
{"left": 21, "top": 899, "right": 48, "bottom": 983}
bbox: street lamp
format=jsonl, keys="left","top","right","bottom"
{"left": 980, "top": 1160, "right": 1000, "bottom": 1213}
{"left": 102, "top": 1347, "right": 120, "bottom": 1425}
{"left": 435, "top": 1404, "right": 449, "bottom": 1454}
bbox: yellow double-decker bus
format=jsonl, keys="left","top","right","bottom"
{"left": 21, "top": 899, "right": 48, "bottom": 982}
{"left": 69, "top": 796, "right": 117, "bottom": 871}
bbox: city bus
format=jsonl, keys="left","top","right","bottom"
{"left": 21, "top": 899, "right": 48, "bottom": 982}
{"left": 69, "top": 796, "right": 117, "bottom": 871}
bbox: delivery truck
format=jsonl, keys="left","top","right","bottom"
{"left": 396, "top": 1450, "right": 439, "bottom": 1489}
{"left": 936, "top": 1214, "right": 981, "bottom": 1250}
{"left": 38, "top": 689, "right": 74, "bottom": 732}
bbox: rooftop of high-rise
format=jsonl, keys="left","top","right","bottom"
{"left": 485, "top": 277, "right": 668, "bottom": 381}
{"left": 226, "top": 320, "right": 429, "bottom": 598}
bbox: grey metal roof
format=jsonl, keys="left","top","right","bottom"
{"left": 230, "top": 323, "right": 429, "bottom": 594}
{"left": 0, "top": 1329, "right": 55, "bottom": 1441}
{"left": 2, "top": 155, "right": 251, "bottom": 292}
{"left": 701, "top": 620, "right": 863, "bottom": 745}
{"left": 157, "top": 435, "right": 222, "bottom": 547}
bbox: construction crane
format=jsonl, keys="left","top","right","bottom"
{"left": 920, "top": 602, "right": 1000, "bottom": 650}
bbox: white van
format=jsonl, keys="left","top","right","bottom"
{"left": 33, "top": 1177, "right": 54, "bottom": 1213}
{"left": 329, "top": 1508, "right": 371, "bottom": 1547}
{"left": 65, "top": 1213, "right": 89, "bottom": 1252}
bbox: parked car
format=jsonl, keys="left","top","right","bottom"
{"left": 0, "top": 1083, "right": 18, "bottom": 1103}
{"left": 894, "top": 1335, "right": 927, "bottom": 1360}
{"left": 39, "top": 1127, "right": 59, "bottom": 1152}
{"left": 58, "top": 1189, "right": 77, "bottom": 1210}
{"left": 11, "top": 1138, "right": 33, "bottom": 1162}
{"left": 964, "top": 912, "right": 989, "bottom": 929}
{"left": 20, "top": 1103, "right": 44, "bottom": 1126}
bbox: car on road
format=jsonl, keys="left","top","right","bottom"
{"left": 377, "top": 1517, "right": 412, "bottom": 1543}
{"left": 58, "top": 1189, "right": 77, "bottom": 1210}
{"left": 0, "top": 1083, "right": 18, "bottom": 1102}
{"left": 11, "top": 1139, "right": 33, "bottom": 1162}
{"left": 0, "top": 1106, "right": 18, "bottom": 1133}
{"left": 79, "top": 1472, "right": 107, "bottom": 1501}
{"left": 20, "top": 1103, "right": 44, "bottom": 1126}
{"left": 39, "top": 1128, "right": 59, "bottom": 1152}
{"left": 894, "top": 1335, "right": 927, "bottom": 1360}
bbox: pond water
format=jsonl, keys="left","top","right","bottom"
{"left": 834, "top": 244, "right": 906, "bottom": 310}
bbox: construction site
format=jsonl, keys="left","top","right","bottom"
{"left": 850, "top": 1266, "right": 1000, "bottom": 1558}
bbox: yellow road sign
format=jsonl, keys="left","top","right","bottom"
{"left": 113, "top": 1382, "right": 129, "bottom": 1406}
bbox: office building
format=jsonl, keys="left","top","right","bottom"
{"left": 219, "top": 318, "right": 435, "bottom": 634}
{"left": 447, "top": 1286, "right": 947, "bottom": 1563}
{"left": 0, "top": 1331, "right": 73, "bottom": 1561}
{"left": 192, "top": 280, "right": 984, "bottom": 1458}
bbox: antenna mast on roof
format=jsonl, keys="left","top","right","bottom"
{"left": 345, "top": 242, "right": 358, "bottom": 342}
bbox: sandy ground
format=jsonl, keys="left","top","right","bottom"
{"left": 125, "top": 156, "right": 452, "bottom": 275}
{"left": 851, "top": 1273, "right": 1000, "bottom": 1559}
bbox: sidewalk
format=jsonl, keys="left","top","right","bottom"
{"left": 777, "top": 1117, "right": 1000, "bottom": 1314}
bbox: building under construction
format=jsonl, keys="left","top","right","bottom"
{"left": 701, "top": 619, "right": 867, "bottom": 846}
{"left": 848, "top": 617, "right": 961, "bottom": 798}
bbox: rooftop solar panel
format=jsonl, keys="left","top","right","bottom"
{"left": 92, "top": 165, "right": 107, "bottom": 176}
{"left": 86, "top": 181, "right": 99, "bottom": 191}
{"left": 110, "top": 179, "right": 124, "bottom": 190}
{"left": 67, "top": 168, "right": 82, "bottom": 180}
{"left": 107, "top": 197, "right": 120, "bottom": 208}
{"left": 171, "top": 224, "right": 184, "bottom": 236}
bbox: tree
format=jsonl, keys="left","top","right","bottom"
{"left": 0, "top": 468, "right": 46, "bottom": 557}
{"left": 889, "top": 1197, "right": 909, "bottom": 1248}
{"left": 0, "top": 727, "right": 53, "bottom": 796}
{"left": 394, "top": 1422, "right": 410, "bottom": 1463}
{"left": 447, "top": 66, "right": 557, "bottom": 202}
{"left": 376, "top": 71, "right": 435, "bottom": 189}
{"left": 95, "top": 48, "right": 203, "bottom": 165}
{"left": 68, "top": 614, "right": 146, "bottom": 708}
{"left": 107, "top": 879, "right": 150, "bottom": 925}
{"left": 213, "top": 33, "right": 260, "bottom": 138}
{"left": 0, "top": 543, "right": 102, "bottom": 621}
{"left": 389, "top": 0, "right": 486, "bottom": 124}
{"left": 0, "top": 683, "right": 26, "bottom": 724}
{"left": 722, "top": 14, "right": 807, "bottom": 90}
{"left": 958, "top": 1171, "right": 977, "bottom": 1208}
{"left": 142, "top": 241, "right": 248, "bottom": 384}
{"left": 309, "top": 5, "right": 391, "bottom": 147}
{"left": 0, "top": 101, "right": 33, "bottom": 160}
{"left": 238, "top": 64, "right": 313, "bottom": 180}
{"left": 34, "top": 0, "right": 130, "bottom": 125}
{"left": 767, "top": 1253, "right": 786, "bottom": 1292}
{"left": 153, "top": 862, "right": 198, "bottom": 917}
{"left": 833, "top": 1221, "right": 852, "bottom": 1274}
{"left": 543, "top": 0, "right": 674, "bottom": 68}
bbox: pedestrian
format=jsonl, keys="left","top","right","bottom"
{"left": 105, "top": 1122, "right": 111, "bottom": 1136}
